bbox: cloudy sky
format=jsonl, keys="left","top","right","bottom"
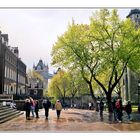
{"left": 0, "top": 8, "right": 130, "bottom": 73}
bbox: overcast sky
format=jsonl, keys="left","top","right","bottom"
{"left": 0, "top": 9, "right": 130, "bottom": 73}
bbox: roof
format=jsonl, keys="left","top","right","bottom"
{"left": 127, "top": 9, "right": 140, "bottom": 18}
{"left": 36, "top": 59, "right": 44, "bottom": 70}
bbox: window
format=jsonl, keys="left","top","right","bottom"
{"left": 7, "top": 67, "right": 9, "bottom": 78}
{"left": 5, "top": 66, "right": 7, "bottom": 77}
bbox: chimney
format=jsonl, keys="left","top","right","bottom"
{"left": 11, "top": 47, "right": 19, "bottom": 57}
{"left": 1, "top": 34, "right": 8, "bottom": 46}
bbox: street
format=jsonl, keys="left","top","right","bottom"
{"left": 0, "top": 109, "right": 140, "bottom": 132}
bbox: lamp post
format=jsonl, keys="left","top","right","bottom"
{"left": 138, "top": 81, "right": 140, "bottom": 113}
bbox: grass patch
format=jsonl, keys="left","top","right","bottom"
{"left": 132, "top": 106, "right": 138, "bottom": 112}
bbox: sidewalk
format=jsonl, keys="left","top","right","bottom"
{"left": 103, "top": 110, "right": 140, "bottom": 123}
{"left": 0, "top": 109, "right": 140, "bottom": 132}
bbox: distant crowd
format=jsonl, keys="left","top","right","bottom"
{"left": 98, "top": 98, "right": 132, "bottom": 123}
{"left": 24, "top": 97, "right": 62, "bottom": 120}
{"left": 24, "top": 96, "right": 133, "bottom": 123}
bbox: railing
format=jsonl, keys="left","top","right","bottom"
{"left": 0, "top": 94, "right": 13, "bottom": 101}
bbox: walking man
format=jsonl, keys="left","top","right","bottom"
{"left": 125, "top": 101, "right": 132, "bottom": 121}
{"left": 34, "top": 100, "right": 39, "bottom": 118}
{"left": 99, "top": 100, "right": 104, "bottom": 121}
{"left": 42, "top": 98, "right": 51, "bottom": 119}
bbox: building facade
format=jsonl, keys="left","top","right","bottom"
{"left": 33, "top": 59, "right": 53, "bottom": 91}
{"left": 122, "top": 9, "right": 140, "bottom": 104}
{"left": 28, "top": 77, "right": 43, "bottom": 99}
{"left": 0, "top": 31, "right": 26, "bottom": 96}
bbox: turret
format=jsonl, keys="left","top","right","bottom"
{"left": 127, "top": 9, "right": 140, "bottom": 28}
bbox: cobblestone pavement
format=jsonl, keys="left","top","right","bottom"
{"left": 0, "top": 109, "right": 140, "bottom": 132}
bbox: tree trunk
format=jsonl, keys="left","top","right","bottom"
{"left": 62, "top": 97, "right": 65, "bottom": 105}
{"left": 71, "top": 95, "right": 74, "bottom": 107}
{"left": 106, "top": 92, "right": 113, "bottom": 122}
{"left": 106, "top": 93, "right": 112, "bottom": 113}
{"left": 88, "top": 82, "right": 98, "bottom": 111}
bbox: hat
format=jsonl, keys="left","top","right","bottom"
{"left": 57, "top": 100, "right": 60, "bottom": 102}
{"left": 26, "top": 99, "right": 30, "bottom": 102}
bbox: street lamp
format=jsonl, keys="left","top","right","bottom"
{"left": 36, "top": 79, "right": 39, "bottom": 88}
{"left": 138, "top": 81, "right": 140, "bottom": 113}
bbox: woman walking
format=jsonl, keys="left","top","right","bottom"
{"left": 55, "top": 100, "right": 62, "bottom": 119}
{"left": 29, "top": 97, "right": 35, "bottom": 118}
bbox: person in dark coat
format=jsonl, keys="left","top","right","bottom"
{"left": 116, "top": 98, "right": 123, "bottom": 122}
{"left": 24, "top": 98, "right": 31, "bottom": 120}
{"left": 125, "top": 101, "right": 132, "bottom": 121}
{"left": 112, "top": 98, "right": 117, "bottom": 122}
{"left": 42, "top": 99, "right": 51, "bottom": 119}
{"left": 34, "top": 100, "right": 39, "bottom": 118}
{"left": 99, "top": 100, "right": 104, "bottom": 120}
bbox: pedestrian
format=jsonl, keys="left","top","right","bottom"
{"left": 74, "top": 104, "right": 77, "bottom": 108}
{"left": 52, "top": 103, "right": 55, "bottom": 110}
{"left": 42, "top": 98, "right": 51, "bottom": 119}
{"left": 112, "top": 98, "right": 117, "bottom": 122}
{"left": 99, "top": 100, "right": 104, "bottom": 120}
{"left": 125, "top": 101, "right": 132, "bottom": 121}
{"left": 108, "top": 105, "right": 113, "bottom": 123}
{"left": 10, "top": 101, "right": 16, "bottom": 109}
{"left": 34, "top": 100, "right": 39, "bottom": 118}
{"left": 88, "top": 102, "right": 92, "bottom": 110}
{"left": 24, "top": 98, "right": 31, "bottom": 120}
{"left": 55, "top": 100, "right": 62, "bottom": 119}
{"left": 29, "top": 97, "right": 35, "bottom": 118}
{"left": 115, "top": 98, "right": 123, "bottom": 122}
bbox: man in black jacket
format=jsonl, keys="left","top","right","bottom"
{"left": 24, "top": 98, "right": 31, "bottom": 120}
{"left": 125, "top": 101, "right": 132, "bottom": 121}
{"left": 42, "top": 99, "right": 51, "bottom": 119}
{"left": 99, "top": 100, "right": 104, "bottom": 121}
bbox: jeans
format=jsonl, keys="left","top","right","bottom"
{"left": 31, "top": 106, "right": 35, "bottom": 117}
{"left": 56, "top": 110, "right": 61, "bottom": 119}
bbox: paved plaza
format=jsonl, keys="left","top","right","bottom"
{"left": 0, "top": 109, "right": 140, "bottom": 132}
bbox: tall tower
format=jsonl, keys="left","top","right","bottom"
{"left": 127, "top": 9, "right": 140, "bottom": 28}
{"left": 33, "top": 59, "right": 53, "bottom": 91}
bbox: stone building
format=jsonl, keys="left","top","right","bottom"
{"left": 27, "top": 77, "right": 43, "bottom": 99}
{"left": 0, "top": 31, "right": 26, "bottom": 96}
{"left": 33, "top": 59, "right": 53, "bottom": 91}
{"left": 122, "top": 9, "right": 140, "bottom": 104}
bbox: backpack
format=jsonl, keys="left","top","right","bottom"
{"left": 47, "top": 101, "right": 51, "bottom": 108}
{"left": 115, "top": 101, "right": 120, "bottom": 109}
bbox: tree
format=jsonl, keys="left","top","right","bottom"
{"left": 51, "top": 21, "right": 99, "bottom": 109}
{"left": 27, "top": 69, "right": 44, "bottom": 81}
{"left": 67, "top": 69, "right": 89, "bottom": 106}
{"left": 48, "top": 69, "right": 89, "bottom": 105}
{"left": 48, "top": 69, "right": 69, "bottom": 104}
{"left": 89, "top": 9, "right": 140, "bottom": 113}
{"left": 51, "top": 9, "right": 140, "bottom": 114}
